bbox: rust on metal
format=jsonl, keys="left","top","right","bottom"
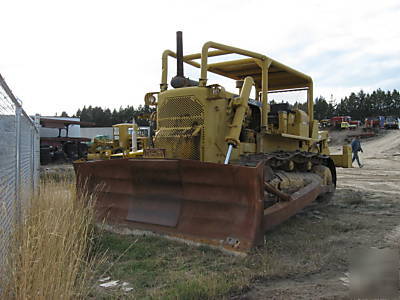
{"left": 264, "top": 181, "right": 291, "bottom": 202}
{"left": 75, "top": 154, "right": 335, "bottom": 253}
{"left": 41, "top": 137, "right": 91, "bottom": 142}
{"left": 74, "top": 158, "right": 265, "bottom": 252}
{"left": 74, "top": 156, "right": 335, "bottom": 253}
{"left": 40, "top": 118, "right": 95, "bottom": 128}
{"left": 263, "top": 179, "right": 323, "bottom": 231}
{"left": 143, "top": 148, "right": 166, "bottom": 158}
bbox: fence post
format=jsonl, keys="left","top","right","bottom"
{"left": 15, "top": 105, "right": 21, "bottom": 222}
{"left": 34, "top": 114, "right": 40, "bottom": 194}
{"left": 31, "top": 127, "right": 35, "bottom": 195}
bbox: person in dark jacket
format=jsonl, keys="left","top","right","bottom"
{"left": 351, "top": 136, "right": 363, "bottom": 167}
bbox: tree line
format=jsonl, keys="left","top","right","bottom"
{"left": 60, "top": 105, "right": 155, "bottom": 127}
{"left": 314, "top": 89, "right": 400, "bottom": 121}
{"left": 59, "top": 88, "right": 400, "bottom": 126}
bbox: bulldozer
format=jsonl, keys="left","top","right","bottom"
{"left": 74, "top": 32, "right": 351, "bottom": 253}
{"left": 87, "top": 123, "right": 149, "bottom": 160}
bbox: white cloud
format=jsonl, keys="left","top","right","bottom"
{"left": 1, "top": 0, "right": 399, "bottom": 115}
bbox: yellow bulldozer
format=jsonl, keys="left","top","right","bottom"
{"left": 74, "top": 32, "right": 351, "bottom": 253}
{"left": 87, "top": 123, "right": 149, "bottom": 160}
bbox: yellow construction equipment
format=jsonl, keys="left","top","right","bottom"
{"left": 75, "top": 32, "right": 351, "bottom": 253}
{"left": 87, "top": 123, "right": 148, "bottom": 160}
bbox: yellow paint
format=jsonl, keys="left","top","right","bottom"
{"left": 87, "top": 123, "right": 145, "bottom": 160}
{"left": 146, "top": 40, "right": 350, "bottom": 167}
{"left": 330, "top": 145, "right": 352, "bottom": 168}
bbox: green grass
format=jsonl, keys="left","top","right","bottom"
{"left": 90, "top": 212, "right": 351, "bottom": 299}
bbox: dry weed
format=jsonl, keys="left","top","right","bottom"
{"left": 1, "top": 177, "right": 99, "bottom": 299}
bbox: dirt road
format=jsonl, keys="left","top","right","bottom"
{"left": 241, "top": 130, "right": 400, "bottom": 299}
{"left": 337, "top": 130, "right": 400, "bottom": 197}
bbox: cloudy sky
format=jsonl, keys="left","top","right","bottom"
{"left": 1, "top": 0, "right": 399, "bottom": 116}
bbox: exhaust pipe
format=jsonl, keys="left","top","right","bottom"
{"left": 176, "top": 31, "right": 184, "bottom": 78}
{"left": 171, "top": 31, "right": 198, "bottom": 88}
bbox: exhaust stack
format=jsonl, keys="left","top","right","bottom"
{"left": 171, "top": 31, "right": 198, "bottom": 88}
{"left": 176, "top": 31, "right": 184, "bottom": 77}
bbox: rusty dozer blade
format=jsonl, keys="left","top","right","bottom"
{"left": 74, "top": 158, "right": 329, "bottom": 253}
{"left": 74, "top": 158, "right": 265, "bottom": 252}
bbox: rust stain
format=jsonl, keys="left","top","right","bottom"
{"left": 74, "top": 157, "right": 327, "bottom": 253}
{"left": 74, "top": 158, "right": 265, "bottom": 252}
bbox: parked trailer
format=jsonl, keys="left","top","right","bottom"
{"left": 40, "top": 118, "right": 94, "bottom": 164}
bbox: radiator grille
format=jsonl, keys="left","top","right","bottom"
{"left": 158, "top": 96, "right": 203, "bottom": 127}
{"left": 155, "top": 96, "right": 203, "bottom": 160}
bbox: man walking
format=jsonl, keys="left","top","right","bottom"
{"left": 351, "top": 136, "right": 364, "bottom": 168}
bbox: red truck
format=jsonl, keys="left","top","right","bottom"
{"left": 330, "top": 116, "right": 351, "bottom": 129}
{"left": 365, "top": 116, "right": 385, "bottom": 128}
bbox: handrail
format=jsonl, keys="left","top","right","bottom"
{"left": 160, "top": 41, "right": 314, "bottom": 133}
{"left": 198, "top": 41, "right": 271, "bottom": 128}
{"left": 199, "top": 41, "right": 268, "bottom": 86}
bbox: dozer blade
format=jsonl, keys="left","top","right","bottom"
{"left": 74, "top": 158, "right": 265, "bottom": 252}
{"left": 74, "top": 158, "right": 330, "bottom": 253}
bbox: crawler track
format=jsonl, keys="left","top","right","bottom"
{"left": 239, "top": 150, "right": 337, "bottom": 185}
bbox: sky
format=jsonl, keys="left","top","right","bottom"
{"left": 1, "top": 0, "right": 400, "bottom": 116}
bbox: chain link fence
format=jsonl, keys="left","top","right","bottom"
{"left": 0, "top": 74, "right": 40, "bottom": 270}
